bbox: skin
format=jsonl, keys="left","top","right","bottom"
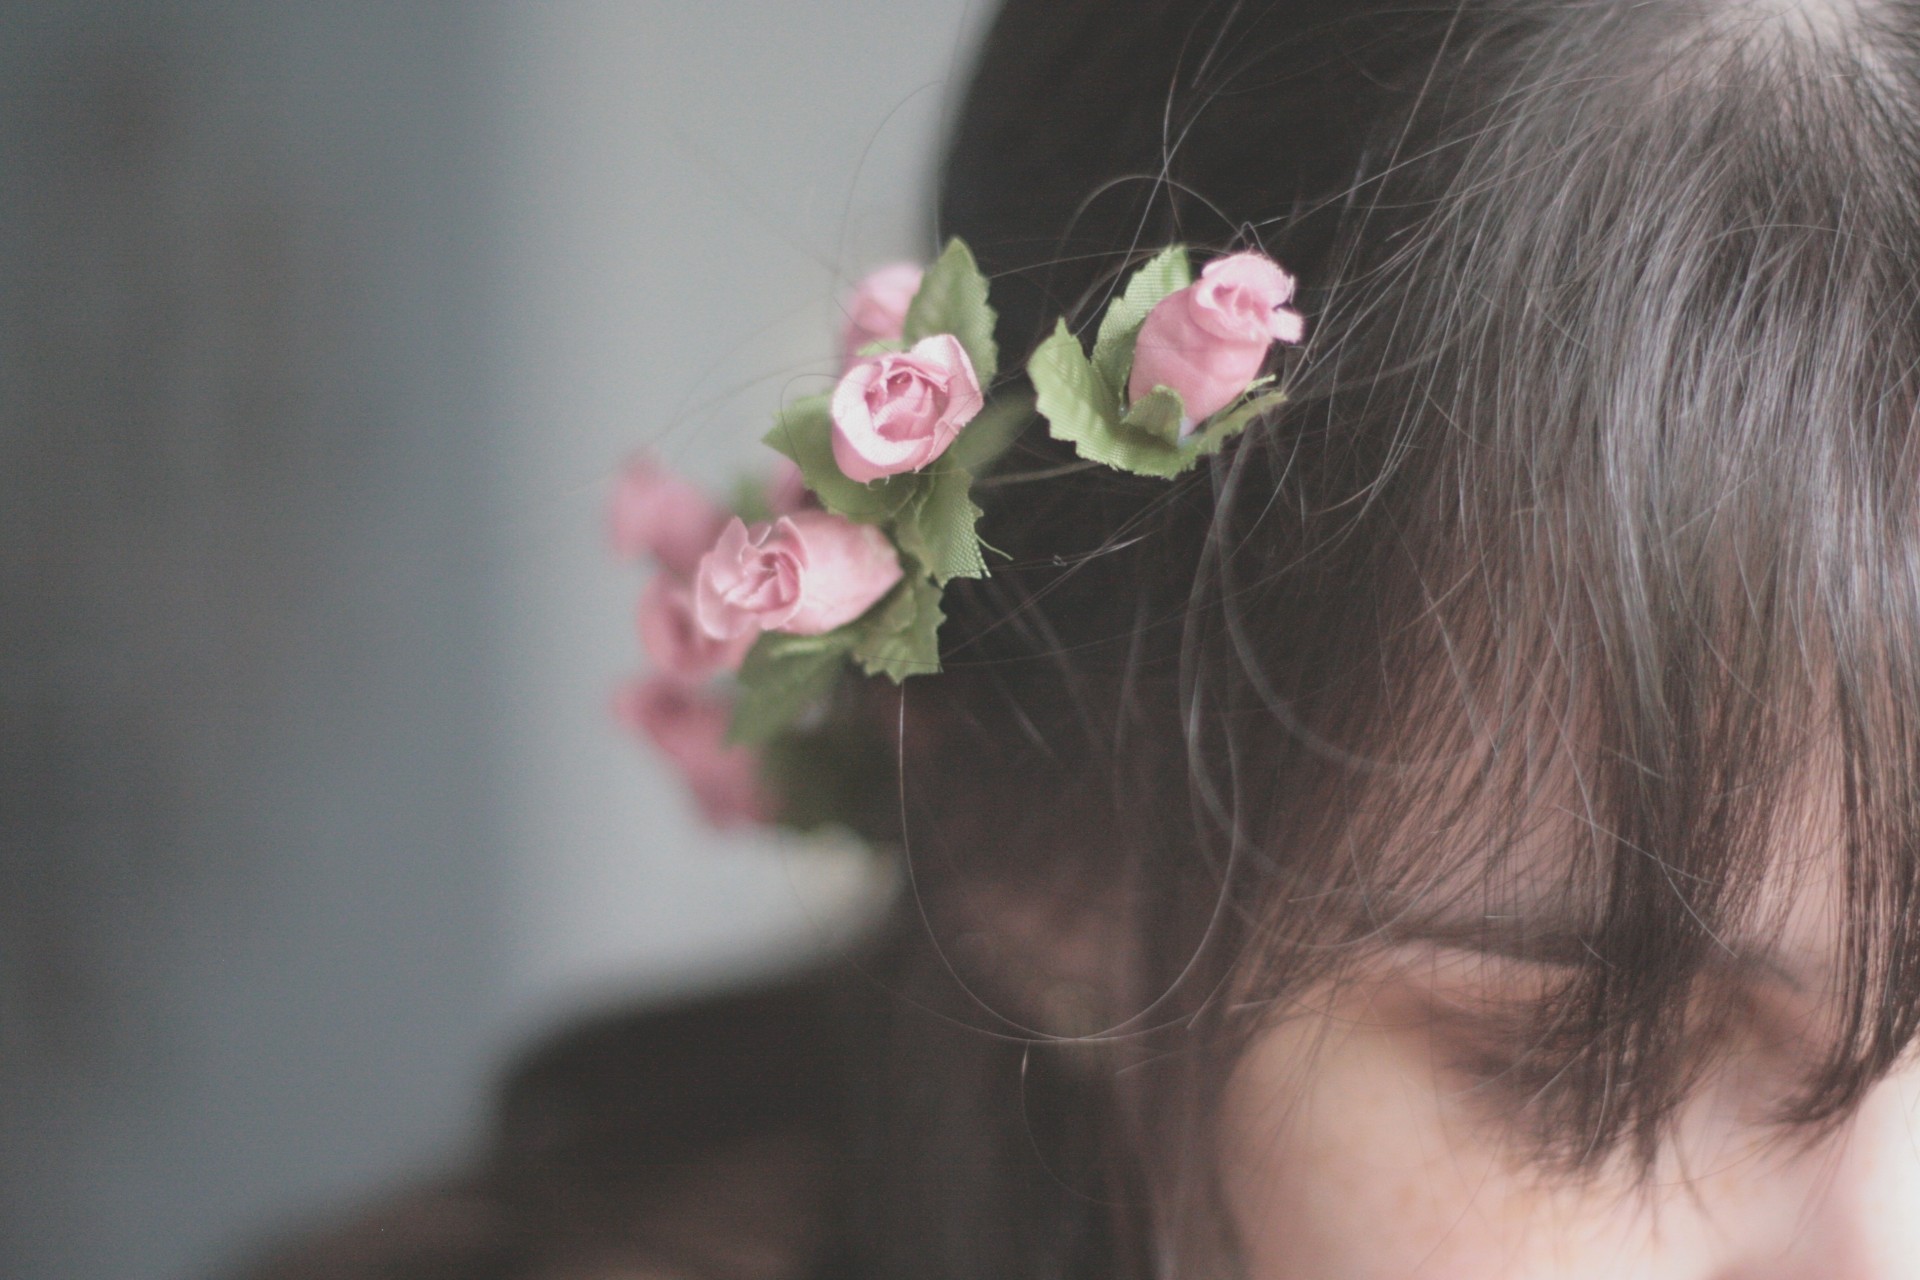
{"left": 1218, "top": 888, "right": 1920, "bottom": 1279}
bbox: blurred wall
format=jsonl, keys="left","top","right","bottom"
{"left": 0, "top": 4, "right": 987, "bottom": 1278}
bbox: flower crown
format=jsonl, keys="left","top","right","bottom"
{"left": 613, "top": 239, "right": 1304, "bottom": 829}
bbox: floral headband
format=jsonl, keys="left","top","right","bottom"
{"left": 612, "top": 239, "right": 1304, "bottom": 829}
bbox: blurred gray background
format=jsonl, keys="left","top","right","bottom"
{"left": 0, "top": 3, "right": 989, "bottom": 1277}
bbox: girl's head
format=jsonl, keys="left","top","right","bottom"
{"left": 840, "top": 1, "right": 1920, "bottom": 1275}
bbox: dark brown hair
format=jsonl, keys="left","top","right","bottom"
{"left": 838, "top": 0, "right": 1920, "bottom": 1274}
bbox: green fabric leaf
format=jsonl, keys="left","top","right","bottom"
{"left": 1187, "top": 387, "right": 1289, "bottom": 459}
{"left": 945, "top": 388, "right": 1034, "bottom": 476}
{"left": 850, "top": 574, "right": 945, "bottom": 683}
{"left": 1033, "top": 319, "right": 1184, "bottom": 475}
{"left": 728, "top": 629, "right": 857, "bottom": 746}
{"left": 892, "top": 463, "right": 987, "bottom": 584}
{"left": 763, "top": 394, "right": 921, "bottom": 524}
{"left": 902, "top": 238, "right": 999, "bottom": 386}
{"left": 730, "top": 474, "right": 774, "bottom": 525}
{"left": 1091, "top": 245, "right": 1192, "bottom": 396}
{"left": 1100, "top": 436, "right": 1201, "bottom": 478}
{"left": 1119, "top": 386, "right": 1187, "bottom": 446}
{"left": 1031, "top": 318, "right": 1123, "bottom": 456}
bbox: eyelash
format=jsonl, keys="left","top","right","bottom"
{"left": 1425, "top": 980, "right": 1816, "bottom": 1132}
{"left": 1431, "top": 1011, "right": 1558, "bottom": 1105}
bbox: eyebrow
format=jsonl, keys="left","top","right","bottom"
{"left": 1392, "top": 913, "right": 1824, "bottom": 993}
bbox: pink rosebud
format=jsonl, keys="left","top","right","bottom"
{"left": 829, "top": 334, "right": 985, "bottom": 482}
{"left": 637, "top": 574, "right": 756, "bottom": 680}
{"left": 766, "top": 457, "right": 812, "bottom": 516}
{"left": 1127, "top": 251, "right": 1305, "bottom": 427}
{"left": 609, "top": 455, "right": 730, "bottom": 576}
{"left": 839, "top": 262, "right": 924, "bottom": 368}
{"left": 694, "top": 511, "right": 903, "bottom": 640}
{"left": 615, "top": 676, "right": 771, "bottom": 828}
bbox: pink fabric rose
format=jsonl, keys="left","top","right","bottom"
{"left": 637, "top": 574, "right": 756, "bottom": 680}
{"left": 829, "top": 334, "right": 985, "bottom": 482}
{"left": 615, "top": 676, "right": 770, "bottom": 827}
{"left": 608, "top": 455, "right": 730, "bottom": 576}
{"left": 1127, "top": 251, "right": 1305, "bottom": 427}
{"left": 839, "top": 262, "right": 924, "bottom": 368}
{"left": 693, "top": 511, "right": 903, "bottom": 640}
